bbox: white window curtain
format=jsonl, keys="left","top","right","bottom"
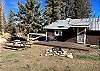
{"left": 54, "top": 30, "right": 62, "bottom": 36}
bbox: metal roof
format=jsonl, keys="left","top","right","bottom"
{"left": 71, "top": 18, "right": 90, "bottom": 26}
{"left": 89, "top": 18, "right": 100, "bottom": 31}
{"left": 44, "top": 20, "right": 71, "bottom": 29}
{"left": 44, "top": 18, "right": 90, "bottom": 30}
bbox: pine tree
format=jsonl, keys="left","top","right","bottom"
{"left": 17, "top": 0, "right": 45, "bottom": 34}
{"left": 64, "top": 0, "right": 75, "bottom": 18}
{"left": 45, "top": 0, "right": 91, "bottom": 23}
{"left": 7, "top": 10, "right": 16, "bottom": 36}
{"left": 74, "top": 0, "right": 91, "bottom": 18}
{"left": 45, "top": 0, "right": 60, "bottom": 24}
{"left": 0, "top": 4, "right": 3, "bottom": 34}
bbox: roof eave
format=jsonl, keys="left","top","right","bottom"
{"left": 71, "top": 25, "right": 90, "bottom": 27}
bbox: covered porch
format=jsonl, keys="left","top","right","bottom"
{"left": 71, "top": 27, "right": 89, "bottom": 44}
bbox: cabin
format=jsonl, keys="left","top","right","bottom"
{"left": 44, "top": 18, "right": 100, "bottom": 45}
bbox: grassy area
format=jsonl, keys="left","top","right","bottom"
{"left": 76, "top": 55, "right": 100, "bottom": 61}
{"left": 0, "top": 51, "right": 19, "bottom": 61}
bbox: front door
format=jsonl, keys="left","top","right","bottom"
{"left": 78, "top": 34, "right": 84, "bottom": 43}
{"left": 77, "top": 28, "right": 86, "bottom": 44}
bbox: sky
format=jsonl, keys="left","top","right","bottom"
{"left": 3, "top": 0, "right": 26, "bottom": 16}
{"left": 91, "top": 0, "right": 100, "bottom": 17}
{"left": 2, "top": 0, "right": 100, "bottom": 18}
{"left": 3, "top": 0, "right": 46, "bottom": 17}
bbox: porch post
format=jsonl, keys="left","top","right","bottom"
{"left": 27, "top": 34, "right": 30, "bottom": 41}
{"left": 77, "top": 28, "right": 79, "bottom": 43}
{"left": 84, "top": 28, "right": 86, "bottom": 44}
{"left": 46, "top": 30, "right": 48, "bottom": 41}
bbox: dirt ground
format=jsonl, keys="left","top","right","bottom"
{"left": 0, "top": 44, "right": 100, "bottom": 71}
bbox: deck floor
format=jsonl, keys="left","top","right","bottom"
{"left": 33, "top": 41, "right": 90, "bottom": 51}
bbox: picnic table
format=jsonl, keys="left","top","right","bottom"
{"left": 4, "top": 39, "right": 33, "bottom": 50}
{"left": 11, "top": 40, "right": 27, "bottom": 47}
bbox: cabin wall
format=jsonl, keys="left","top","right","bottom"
{"left": 47, "top": 30, "right": 54, "bottom": 36}
{"left": 86, "top": 31, "right": 100, "bottom": 45}
{"left": 65, "top": 29, "right": 100, "bottom": 45}
{"left": 47, "top": 28, "right": 77, "bottom": 42}
{"left": 62, "top": 28, "right": 77, "bottom": 42}
{"left": 86, "top": 36, "right": 100, "bottom": 45}
{"left": 66, "top": 37, "right": 77, "bottom": 43}
{"left": 46, "top": 28, "right": 100, "bottom": 45}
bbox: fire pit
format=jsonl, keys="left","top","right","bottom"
{"left": 42, "top": 48, "right": 73, "bottom": 59}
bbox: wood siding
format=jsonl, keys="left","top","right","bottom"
{"left": 86, "top": 36, "right": 100, "bottom": 45}
{"left": 47, "top": 30, "right": 54, "bottom": 36}
{"left": 86, "top": 31, "right": 100, "bottom": 44}
{"left": 47, "top": 28, "right": 100, "bottom": 45}
{"left": 47, "top": 28, "right": 77, "bottom": 42}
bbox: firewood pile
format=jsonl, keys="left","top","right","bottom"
{"left": 41, "top": 48, "right": 73, "bottom": 59}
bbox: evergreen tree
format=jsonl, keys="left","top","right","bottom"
{"left": 45, "top": 0, "right": 60, "bottom": 24}
{"left": 45, "top": 0, "right": 91, "bottom": 24}
{"left": 7, "top": 10, "right": 16, "bottom": 36}
{"left": 17, "top": 0, "right": 45, "bottom": 34}
{"left": 74, "top": 0, "right": 91, "bottom": 18}
{"left": 0, "top": 4, "right": 3, "bottom": 34}
{"left": 0, "top": 13, "right": 2, "bottom": 33}
{"left": 64, "top": 0, "right": 75, "bottom": 18}
{"left": 17, "top": 1, "right": 29, "bottom": 34}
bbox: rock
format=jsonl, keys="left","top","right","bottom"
{"left": 11, "top": 48, "right": 18, "bottom": 50}
{"left": 66, "top": 53, "right": 73, "bottom": 59}
{"left": 46, "top": 51, "right": 49, "bottom": 54}
{"left": 61, "top": 48, "right": 65, "bottom": 52}
{"left": 63, "top": 51, "right": 67, "bottom": 55}
{"left": 57, "top": 53, "right": 59, "bottom": 55}
{"left": 48, "top": 53, "right": 53, "bottom": 56}
{"left": 49, "top": 49, "right": 52, "bottom": 52}
{"left": 40, "top": 54, "right": 42, "bottom": 56}
{"left": 58, "top": 51, "right": 62, "bottom": 53}
{"left": 53, "top": 53, "right": 56, "bottom": 56}
{"left": 60, "top": 54, "right": 65, "bottom": 57}
{"left": 44, "top": 48, "right": 73, "bottom": 58}
{"left": 45, "top": 54, "right": 48, "bottom": 56}
{"left": 90, "top": 45, "right": 96, "bottom": 48}
{"left": 54, "top": 51, "right": 58, "bottom": 55}
{"left": 46, "top": 49, "right": 50, "bottom": 52}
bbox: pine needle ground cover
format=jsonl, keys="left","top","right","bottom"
{"left": 0, "top": 44, "right": 100, "bottom": 71}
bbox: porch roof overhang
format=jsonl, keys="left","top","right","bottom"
{"left": 71, "top": 25, "right": 90, "bottom": 28}
{"left": 70, "top": 19, "right": 90, "bottom": 28}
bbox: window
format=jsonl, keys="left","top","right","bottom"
{"left": 55, "top": 30, "right": 62, "bottom": 36}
